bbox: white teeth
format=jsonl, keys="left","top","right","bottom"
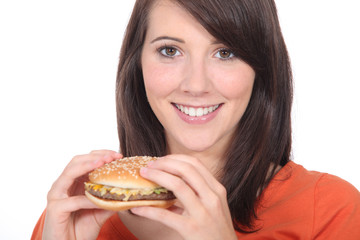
{"left": 184, "top": 107, "right": 189, "bottom": 114}
{"left": 189, "top": 107, "right": 196, "bottom": 117}
{"left": 175, "top": 104, "right": 220, "bottom": 117}
{"left": 203, "top": 107, "right": 209, "bottom": 115}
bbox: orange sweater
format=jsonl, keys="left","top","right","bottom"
{"left": 32, "top": 161, "right": 360, "bottom": 239}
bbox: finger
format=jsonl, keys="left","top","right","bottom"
{"left": 167, "top": 204, "right": 185, "bottom": 215}
{"left": 150, "top": 156, "right": 232, "bottom": 220}
{"left": 48, "top": 154, "right": 114, "bottom": 200}
{"left": 47, "top": 196, "right": 97, "bottom": 216}
{"left": 130, "top": 206, "right": 188, "bottom": 234}
{"left": 165, "top": 154, "right": 224, "bottom": 193}
{"left": 162, "top": 155, "right": 229, "bottom": 211}
{"left": 140, "top": 167, "right": 205, "bottom": 215}
{"left": 48, "top": 196, "right": 109, "bottom": 218}
{"left": 149, "top": 158, "right": 213, "bottom": 199}
{"left": 131, "top": 206, "right": 234, "bottom": 239}
{"left": 89, "top": 150, "right": 122, "bottom": 159}
{"left": 150, "top": 157, "right": 228, "bottom": 205}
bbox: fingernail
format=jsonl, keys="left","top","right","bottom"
{"left": 140, "top": 167, "right": 148, "bottom": 175}
{"left": 113, "top": 152, "right": 122, "bottom": 158}
{"left": 147, "top": 161, "right": 154, "bottom": 167}
{"left": 130, "top": 207, "right": 141, "bottom": 214}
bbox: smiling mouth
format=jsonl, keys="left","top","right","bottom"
{"left": 174, "top": 103, "right": 221, "bottom": 117}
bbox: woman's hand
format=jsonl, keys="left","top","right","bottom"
{"left": 42, "top": 150, "right": 122, "bottom": 240}
{"left": 130, "top": 154, "right": 237, "bottom": 240}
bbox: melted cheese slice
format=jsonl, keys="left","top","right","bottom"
{"left": 84, "top": 182, "right": 168, "bottom": 201}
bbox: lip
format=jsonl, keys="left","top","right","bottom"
{"left": 172, "top": 103, "right": 223, "bottom": 124}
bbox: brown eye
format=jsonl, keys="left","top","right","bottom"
{"left": 166, "top": 47, "right": 176, "bottom": 56}
{"left": 220, "top": 50, "right": 230, "bottom": 58}
{"left": 159, "top": 47, "right": 180, "bottom": 57}
{"left": 215, "top": 48, "right": 234, "bottom": 60}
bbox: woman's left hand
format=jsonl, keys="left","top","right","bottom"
{"left": 130, "top": 154, "right": 237, "bottom": 240}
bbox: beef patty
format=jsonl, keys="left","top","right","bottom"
{"left": 86, "top": 186, "right": 176, "bottom": 201}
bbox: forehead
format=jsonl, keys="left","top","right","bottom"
{"left": 147, "top": 0, "right": 192, "bottom": 29}
{"left": 146, "top": 0, "right": 213, "bottom": 41}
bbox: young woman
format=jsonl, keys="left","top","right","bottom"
{"left": 32, "top": 0, "right": 360, "bottom": 239}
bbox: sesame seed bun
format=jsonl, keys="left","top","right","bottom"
{"left": 85, "top": 156, "right": 176, "bottom": 211}
{"left": 88, "top": 156, "right": 159, "bottom": 188}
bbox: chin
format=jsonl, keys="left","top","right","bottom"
{"left": 173, "top": 135, "right": 221, "bottom": 154}
{"left": 165, "top": 124, "right": 234, "bottom": 155}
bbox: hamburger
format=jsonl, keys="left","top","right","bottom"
{"left": 84, "top": 156, "right": 176, "bottom": 211}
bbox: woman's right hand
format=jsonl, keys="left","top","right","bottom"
{"left": 42, "top": 150, "right": 122, "bottom": 240}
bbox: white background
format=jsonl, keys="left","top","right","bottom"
{"left": 0, "top": 1, "right": 359, "bottom": 239}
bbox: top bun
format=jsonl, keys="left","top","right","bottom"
{"left": 89, "top": 156, "right": 159, "bottom": 189}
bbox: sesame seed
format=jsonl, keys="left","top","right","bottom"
{"left": 89, "top": 156, "right": 157, "bottom": 180}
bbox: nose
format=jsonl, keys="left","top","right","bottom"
{"left": 180, "top": 57, "right": 211, "bottom": 96}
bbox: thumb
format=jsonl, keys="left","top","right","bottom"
{"left": 81, "top": 197, "right": 116, "bottom": 228}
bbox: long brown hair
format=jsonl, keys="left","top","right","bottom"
{"left": 116, "top": 0, "right": 292, "bottom": 232}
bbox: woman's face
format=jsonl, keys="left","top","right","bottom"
{"left": 141, "top": 0, "right": 255, "bottom": 155}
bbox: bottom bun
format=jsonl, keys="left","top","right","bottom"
{"left": 85, "top": 191, "right": 176, "bottom": 211}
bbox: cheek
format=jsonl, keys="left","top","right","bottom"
{"left": 211, "top": 66, "right": 255, "bottom": 101}
{"left": 142, "top": 62, "right": 181, "bottom": 99}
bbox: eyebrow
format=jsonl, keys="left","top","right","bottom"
{"left": 211, "top": 40, "right": 222, "bottom": 45}
{"left": 150, "top": 36, "right": 185, "bottom": 44}
{"left": 150, "top": 36, "right": 225, "bottom": 46}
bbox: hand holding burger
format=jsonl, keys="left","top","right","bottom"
{"left": 42, "top": 150, "right": 123, "bottom": 240}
